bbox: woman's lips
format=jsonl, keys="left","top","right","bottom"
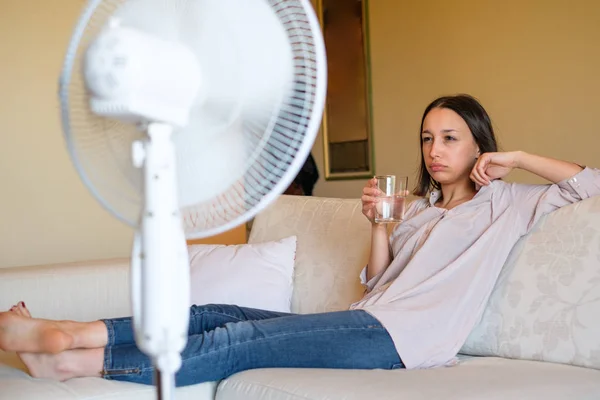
{"left": 430, "top": 163, "right": 445, "bottom": 172}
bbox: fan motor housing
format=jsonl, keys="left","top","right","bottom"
{"left": 83, "top": 23, "right": 201, "bottom": 127}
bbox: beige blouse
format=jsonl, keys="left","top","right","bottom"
{"left": 351, "top": 167, "right": 600, "bottom": 369}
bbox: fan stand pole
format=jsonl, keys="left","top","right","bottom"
{"left": 133, "top": 234, "right": 177, "bottom": 400}
{"left": 130, "top": 122, "right": 191, "bottom": 400}
{"left": 155, "top": 369, "right": 175, "bottom": 400}
{"left": 133, "top": 234, "right": 176, "bottom": 399}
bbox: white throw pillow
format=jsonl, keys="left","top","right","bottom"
{"left": 188, "top": 236, "right": 297, "bottom": 313}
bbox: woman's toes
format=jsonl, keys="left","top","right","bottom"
{"left": 17, "top": 302, "right": 31, "bottom": 318}
{"left": 10, "top": 303, "right": 25, "bottom": 317}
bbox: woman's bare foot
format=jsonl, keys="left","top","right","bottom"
{"left": 6, "top": 303, "right": 68, "bottom": 380}
{"left": 0, "top": 305, "right": 73, "bottom": 354}
{"left": 0, "top": 302, "right": 109, "bottom": 355}
{"left": 1, "top": 303, "right": 104, "bottom": 381}
{"left": 19, "top": 348, "right": 104, "bottom": 381}
{"left": 5, "top": 302, "right": 102, "bottom": 380}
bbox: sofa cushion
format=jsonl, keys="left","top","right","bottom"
{"left": 461, "top": 196, "right": 600, "bottom": 370}
{"left": 0, "top": 351, "right": 216, "bottom": 400}
{"left": 189, "top": 236, "right": 297, "bottom": 312}
{"left": 215, "top": 357, "right": 600, "bottom": 400}
{"left": 248, "top": 196, "right": 371, "bottom": 314}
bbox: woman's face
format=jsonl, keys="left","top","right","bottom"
{"left": 421, "top": 107, "right": 480, "bottom": 186}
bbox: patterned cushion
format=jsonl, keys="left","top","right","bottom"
{"left": 248, "top": 196, "right": 370, "bottom": 314}
{"left": 461, "top": 196, "right": 600, "bottom": 370}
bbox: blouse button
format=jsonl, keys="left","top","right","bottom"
{"left": 568, "top": 177, "right": 580, "bottom": 187}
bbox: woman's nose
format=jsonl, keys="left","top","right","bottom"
{"left": 429, "top": 140, "right": 441, "bottom": 159}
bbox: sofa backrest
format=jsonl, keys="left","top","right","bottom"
{"left": 0, "top": 258, "right": 132, "bottom": 322}
{"left": 250, "top": 194, "right": 600, "bottom": 371}
{"left": 248, "top": 195, "right": 370, "bottom": 314}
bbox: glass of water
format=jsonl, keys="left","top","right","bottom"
{"left": 374, "top": 175, "right": 408, "bottom": 223}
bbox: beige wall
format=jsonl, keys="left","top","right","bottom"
{"left": 1, "top": 0, "right": 598, "bottom": 267}
{"left": 0, "top": 1, "right": 244, "bottom": 269}
{"left": 313, "top": 0, "right": 600, "bottom": 199}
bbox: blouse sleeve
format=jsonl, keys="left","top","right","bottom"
{"left": 510, "top": 167, "right": 600, "bottom": 232}
{"left": 359, "top": 198, "right": 427, "bottom": 293}
{"left": 359, "top": 266, "right": 386, "bottom": 293}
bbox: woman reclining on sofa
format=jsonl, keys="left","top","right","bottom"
{"left": 1, "top": 94, "right": 599, "bottom": 387}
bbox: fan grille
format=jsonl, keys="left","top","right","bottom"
{"left": 60, "top": 0, "right": 326, "bottom": 238}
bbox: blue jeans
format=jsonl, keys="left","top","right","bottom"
{"left": 101, "top": 304, "right": 403, "bottom": 387}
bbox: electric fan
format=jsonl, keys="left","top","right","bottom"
{"left": 58, "top": 0, "right": 327, "bottom": 398}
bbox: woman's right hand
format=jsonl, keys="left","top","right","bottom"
{"left": 362, "top": 177, "right": 382, "bottom": 224}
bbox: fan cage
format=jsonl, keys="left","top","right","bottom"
{"left": 59, "top": 0, "right": 326, "bottom": 238}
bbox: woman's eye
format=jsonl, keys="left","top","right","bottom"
{"left": 445, "top": 136, "right": 456, "bottom": 141}
{"left": 421, "top": 137, "right": 431, "bottom": 143}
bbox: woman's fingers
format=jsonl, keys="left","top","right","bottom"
{"left": 363, "top": 187, "right": 382, "bottom": 197}
{"left": 362, "top": 185, "right": 382, "bottom": 200}
{"left": 471, "top": 170, "right": 487, "bottom": 186}
{"left": 363, "top": 200, "right": 376, "bottom": 208}
{"left": 478, "top": 162, "right": 491, "bottom": 184}
{"left": 361, "top": 194, "right": 378, "bottom": 203}
{"left": 471, "top": 174, "right": 483, "bottom": 186}
{"left": 362, "top": 178, "right": 380, "bottom": 221}
{"left": 471, "top": 159, "right": 490, "bottom": 185}
{"left": 470, "top": 162, "right": 484, "bottom": 185}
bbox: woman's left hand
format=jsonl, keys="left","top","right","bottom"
{"left": 471, "top": 151, "right": 520, "bottom": 186}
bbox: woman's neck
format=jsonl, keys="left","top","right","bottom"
{"left": 437, "top": 181, "right": 477, "bottom": 210}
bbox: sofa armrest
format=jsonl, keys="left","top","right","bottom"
{"left": 0, "top": 258, "right": 132, "bottom": 322}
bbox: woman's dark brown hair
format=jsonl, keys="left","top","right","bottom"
{"left": 413, "top": 94, "right": 498, "bottom": 196}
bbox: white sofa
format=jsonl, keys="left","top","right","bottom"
{"left": 1, "top": 195, "right": 599, "bottom": 399}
